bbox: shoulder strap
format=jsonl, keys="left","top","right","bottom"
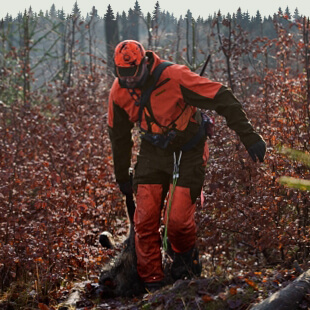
{"left": 152, "top": 61, "right": 174, "bottom": 82}
{"left": 138, "top": 62, "right": 173, "bottom": 124}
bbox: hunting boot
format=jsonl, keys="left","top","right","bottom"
{"left": 144, "top": 280, "right": 165, "bottom": 293}
{"left": 171, "top": 247, "right": 202, "bottom": 280}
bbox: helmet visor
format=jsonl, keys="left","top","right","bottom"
{"left": 115, "top": 64, "right": 143, "bottom": 78}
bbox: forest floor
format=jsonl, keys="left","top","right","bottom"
{"left": 1, "top": 232, "right": 310, "bottom": 310}
{"left": 53, "top": 263, "right": 310, "bottom": 310}
{"left": 1, "top": 214, "right": 310, "bottom": 310}
{"left": 50, "top": 232, "right": 310, "bottom": 310}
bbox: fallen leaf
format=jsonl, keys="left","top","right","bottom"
{"left": 38, "top": 303, "right": 49, "bottom": 310}
{"left": 229, "top": 287, "right": 237, "bottom": 295}
{"left": 218, "top": 292, "right": 227, "bottom": 300}
{"left": 202, "top": 294, "right": 214, "bottom": 302}
{"left": 245, "top": 278, "right": 258, "bottom": 290}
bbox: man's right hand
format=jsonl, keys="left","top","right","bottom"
{"left": 119, "top": 181, "right": 133, "bottom": 196}
{"left": 118, "top": 181, "right": 135, "bottom": 224}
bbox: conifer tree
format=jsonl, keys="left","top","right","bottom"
{"left": 87, "top": 6, "right": 99, "bottom": 74}
{"left": 236, "top": 7, "right": 243, "bottom": 26}
{"left": 118, "top": 11, "right": 128, "bottom": 40}
{"left": 49, "top": 4, "right": 57, "bottom": 19}
{"left": 293, "top": 8, "right": 300, "bottom": 21}
{"left": 152, "top": 1, "right": 160, "bottom": 48}
{"left": 66, "top": 1, "right": 81, "bottom": 86}
{"left": 243, "top": 11, "right": 250, "bottom": 29}
{"left": 127, "top": 1, "right": 141, "bottom": 40}
{"left": 284, "top": 6, "right": 291, "bottom": 19}
{"left": 146, "top": 12, "right": 152, "bottom": 48}
{"left": 72, "top": 1, "right": 81, "bottom": 18}
{"left": 185, "top": 10, "right": 192, "bottom": 65}
{"left": 104, "top": 4, "right": 119, "bottom": 75}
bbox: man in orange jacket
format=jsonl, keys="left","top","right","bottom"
{"left": 107, "top": 40, "right": 266, "bottom": 291}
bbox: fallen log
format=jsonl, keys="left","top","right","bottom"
{"left": 251, "top": 269, "right": 310, "bottom": 310}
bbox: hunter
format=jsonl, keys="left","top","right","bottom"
{"left": 107, "top": 40, "right": 266, "bottom": 291}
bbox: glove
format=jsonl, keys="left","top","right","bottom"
{"left": 119, "top": 181, "right": 133, "bottom": 196}
{"left": 247, "top": 140, "right": 266, "bottom": 162}
{"left": 119, "top": 181, "right": 135, "bottom": 225}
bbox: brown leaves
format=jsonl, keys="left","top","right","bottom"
{"left": 229, "top": 287, "right": 238, "bottom": 295}
{"left": 244, "top": 278, "right": 258, "bottom": 291}
{"left": 202, "top": 294, "right": 214, "bottom": 302}
{"left": 0, "top": 74, "right": 123, "bottom": 305}
{"left": 38, "top": 303, "right": 50, "bottom": 310}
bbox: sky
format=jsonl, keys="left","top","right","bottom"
{"left": 2, "top": 0, "right": 310, "bottom": 20}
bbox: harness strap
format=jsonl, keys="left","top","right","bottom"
{"left": 138, "top": 62, "right": 173, "bottom": 125}
{"left": 127, "top": 88, "right": 140, "bottom": 106}
{"left": 163, "top": 150, "right": 183, "bottom": 251}
{"left": 181, "top": 118, "right": 205, "bottom": 152}
{"left": 138, "top": 62, "right": 212, "bottom": 152}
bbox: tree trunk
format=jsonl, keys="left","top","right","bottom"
{"left": 216, "top": 18, "right": 234, "bottom": 92}
{"left": 87, "top": 15, "right": 94, "bottom": 78}
{"left": 175, "top": 20, "right": 181, "bottom": 63}
{"left": 251, "top": 269, "right": 310, "bottom": 310}
{"left": 67, "top": 16, "right": 77, "bottom": 87}
{"left": 303, "top": 17, "right": 310, "bottom": 134}
{"left": 22, "top": 12, "right": 31, "bottom": 109}
{"left": 186, "top": 14, "right": 190, "bottom": 65}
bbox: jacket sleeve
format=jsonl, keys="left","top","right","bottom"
{"left": 108, "top": 98, "right": 134, "bottom": 184}
{"left": 177, "top": 71, "right": 264, "bottom": 149}
{"left": 212, "top": 86, "right": 263, "bottom": 148}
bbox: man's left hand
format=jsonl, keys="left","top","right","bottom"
{"left": 247, "top": 140, "right": 266, "bottom": 162}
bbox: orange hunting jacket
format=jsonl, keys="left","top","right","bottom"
{"left": 108, "top": 51, "right": 263, "bottom": 183}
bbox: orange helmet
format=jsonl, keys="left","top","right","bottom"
{"left": 114, "top": 40, "right": 146, "bottom": 77}
{"left": 114, "top": 40, "right": 146, "bottom": 67}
